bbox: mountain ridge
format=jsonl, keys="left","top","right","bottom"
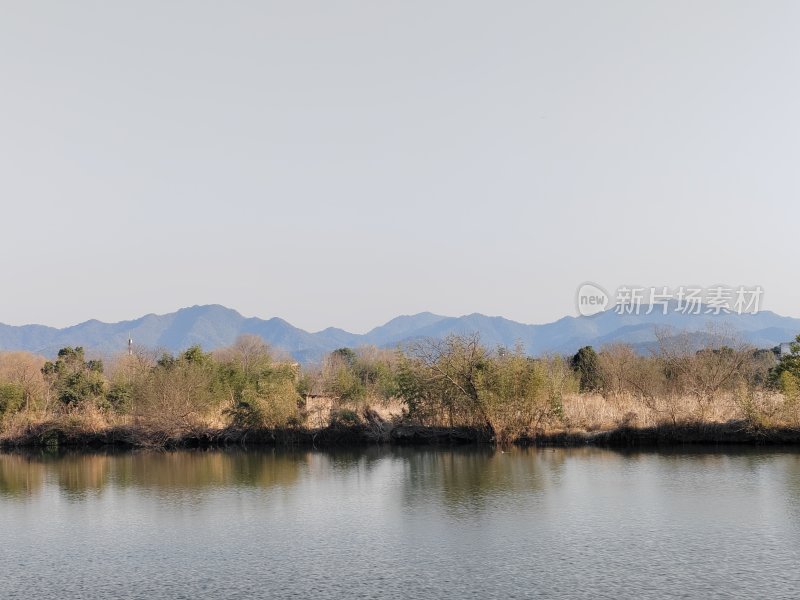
{"left": 0, "top": 304, "right": 798, "bottom": 363}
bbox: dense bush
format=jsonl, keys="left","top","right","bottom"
{"left": 42, "top": 347, "right": 106, "bottom": 410}
{"left": 394, "top": 336, "right": 578, "bottom": 442}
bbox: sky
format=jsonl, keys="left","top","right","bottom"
{"left": 1, "top": 1, "right": 799, "bottom": 333}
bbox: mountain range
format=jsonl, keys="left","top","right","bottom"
{"left": 0, "top": 304, "right": 798, "bottom": 363}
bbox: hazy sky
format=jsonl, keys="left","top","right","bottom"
{"left": 1, "top": 1, "right": 798, "bottom": 332}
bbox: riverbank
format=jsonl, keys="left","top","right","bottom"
{"left": 3, "top": 333, "right": 799, "bottom": 454}
{"left": 2, "top": 419, "right": 800, "bottom": 450}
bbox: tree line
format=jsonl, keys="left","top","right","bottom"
{"left": 0, "top": 328, "right": 799, "bottom": 444}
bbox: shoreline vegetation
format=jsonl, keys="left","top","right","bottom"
{"left": 1, "top": 329, "right": 800, "bottom": 450}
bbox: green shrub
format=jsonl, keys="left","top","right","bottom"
{"left": 330, "top": 408, "right": 361, "bottom": 427}
{"left": 226, "top": 378, "right": 301, "bottom": 429}
{"left": 0, "top": 383, "right": 24, "bottom": 416}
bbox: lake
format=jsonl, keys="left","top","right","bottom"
{"left": 1, "top": 446, "right": 799, "bottom": 599}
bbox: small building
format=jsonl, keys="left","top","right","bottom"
{"left": 302, "top": 393, "right": 337, "bottom": 428}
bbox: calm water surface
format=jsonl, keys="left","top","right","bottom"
{"left": 1, "top": 446, "right": 799, "bottom": 599}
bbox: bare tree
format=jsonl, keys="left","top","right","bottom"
{"left": 655, "top": 325, "right": 754, "bottom": 419}
{"left": 405, "top": 333, "right": 490, "bottom": 427}
{"left": 0, "top": 351, "right": 46, "bottom": 413}
{"left": 214, "top": 334, "right": 273, "bottom": 378}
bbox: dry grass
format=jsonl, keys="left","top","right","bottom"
{"left": 302, "top": 395, "right": 406, "bottom": 429}
{"left": 558, "top": 390, "right": 795, "bottom": 434}
{"left": 0, "top": 406, "right": 120, "bottom": 446}
{"left": 367, "top": 397, "right": 406, "bottom": 422}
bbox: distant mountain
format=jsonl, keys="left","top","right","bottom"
{"left": 0, "top": 304, "right": 798, "bottom": 363}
